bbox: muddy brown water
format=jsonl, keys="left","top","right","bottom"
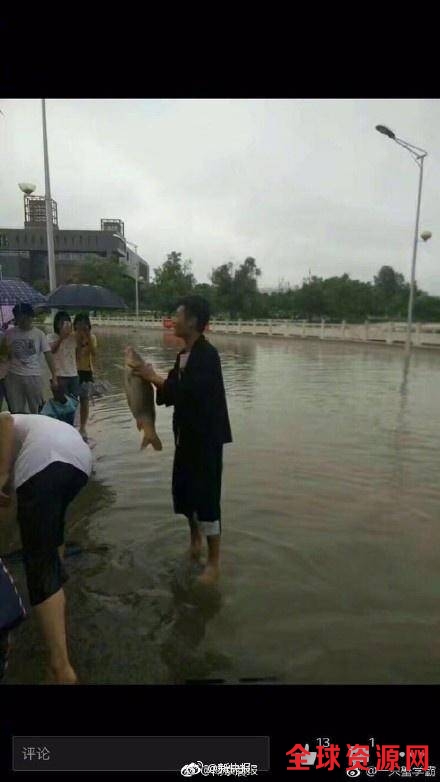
{"left": 1, "top": 329, "right": 439, "bottom": 684}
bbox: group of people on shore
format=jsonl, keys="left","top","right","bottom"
{"left": 0, "top": 303, "right": 97, "bottom": 440}
{"left": 0, "top": 296, "right": 232, "bottom": 685}
{"left": 0, "top": 304, "right": 99, "bottom": 684}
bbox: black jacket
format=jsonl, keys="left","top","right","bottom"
{"left": 156, "top": 335, "right": 232, "bottom": 449}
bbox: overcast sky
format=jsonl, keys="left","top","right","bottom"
{"left": 1, "top": 99, "right": 439, "bottom": 293}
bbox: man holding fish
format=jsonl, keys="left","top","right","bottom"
{"left": 125, "top": 296, "right": 232, "bottom": 585}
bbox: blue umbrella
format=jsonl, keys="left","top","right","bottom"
{"left": 0, "top": 279, "right": 47, "bottom": 307}
{"left": 46, "top": 284, "right": 127, "bottom": 310}
{"left": 0, "top": 279, "right": 47, "bottom": 325}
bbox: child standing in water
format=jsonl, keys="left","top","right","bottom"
{"left": 74, "top": 314, "right": 97, "bottom": 442}
{"left": 48, "top": 311, "right": 79, "bottom": 401}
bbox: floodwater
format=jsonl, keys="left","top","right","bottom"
{"left": 1, "top": 330, "right": 440, "bottom": 684}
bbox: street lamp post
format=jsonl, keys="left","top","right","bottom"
{"left": 118, "top": 237, "right": 144, "bottom": 318}
{"left": 375, "top": 125, "right": 430, "bottom": 354}
{"left": 41, "top": 99, "right": 57, "bottom": 293}
{"left": 116, "top": 237, "right": 145, "bottom": 317}
{"left": 135, "top": 265, "right": 145, "bottom": 319}
{"left": 135, "top": 261, "right": 140, "bottom": 319}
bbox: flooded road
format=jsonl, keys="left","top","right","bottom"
{"left": 1, "top": 330, "right": 440, "bottom": 684}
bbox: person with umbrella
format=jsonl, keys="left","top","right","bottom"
{"left": 47, "top": 311, "right": 80, "bottom": 400}
{"left": 4, "top": 303, "right": 58, "bottom": 414}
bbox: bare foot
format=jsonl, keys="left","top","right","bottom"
{"left": 197, "top": 564, "right": 220, "bottom": 586}
{"left": 50, "top": 664, "right": 78, "bottom": 685}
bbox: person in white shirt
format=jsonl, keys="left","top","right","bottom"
{"left": 0, "top": 411, "right": 92, "bottom": 684}
{"left": 4, "top": 303, "right": 58, "bottom": 413}
{"left": 47, "top": 311, "right": 80, "bottom": 400}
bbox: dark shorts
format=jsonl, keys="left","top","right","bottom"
{"left": 78, "top": 371, "right": 94, "bottom": 400}
{"left": 78, "top": 370, "right": 93, "bottom": 384}
{"left": 58, "top": 375, "right": 80, "bottom": 399}
{"left": 172, "top": 443, "right": 223, "bottom": 528}
{"left": 16, "top": 462, "right": 89, "bottom": 607}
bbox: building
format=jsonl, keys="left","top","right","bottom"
{"left": 0, "top": 194, "right": 149, "bottom": 287}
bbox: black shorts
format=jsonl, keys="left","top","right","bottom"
{"left": 78, "top": 370, "right": 93, "bottom": 384}
{"left": 78, "top": 371, "right": 94, "bottom": 401}
{"left": 172, "top": 442, "right": 223, "bottom": 524}
{"left": 16, "top": 462, "right": 89, "bottom": 607}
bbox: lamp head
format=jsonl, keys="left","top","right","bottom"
{"left": 376, "top": 125, "right": 396, "bottom": 140}
{"left": 18, "top": 182, "right": 36, "bottom": 195}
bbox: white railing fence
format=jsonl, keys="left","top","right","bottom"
{"left": 63, "top": 315, "right": 440, "bottom": 348}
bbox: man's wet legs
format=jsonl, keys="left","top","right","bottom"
{"left": 187, "top": 515, "right": 221, "bottom": 583}
{"left": 188, "top": 515, "right": 203, "bottom": 561}
{"left": 198, "top": 534, "right": 220, "bottom": 585}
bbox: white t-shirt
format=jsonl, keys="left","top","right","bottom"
{"left": 5, "top": 327, "right": 49, "bottom": 377}
{"left": 12, "top": 414, "right": 93, "bottom": 489}
{"left": 47, "top": 333, "right": 78, "bottom": 377}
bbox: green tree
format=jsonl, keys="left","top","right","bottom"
{"left": 294, "top": 276, "right": 326, "bottom": 320}
{"left": 63, "top": 253, "right": 440, "bottom": 323}
{"left": 211, "top": 257, "right": 262, "bottom": 318}
{"left": 74, "top": 255, "right": 133, "bottom": 308}
{"left": 210, "top": 262, "right": 234, "bottom": 316}
{"left": 193, "top": 283, "right": 214, "bottom": 305}
{"left": 320, "top": 274, "right": 374, "bottom": 322}
{"left": 33, "top": 279, "right": 50, "bottom": 295}
{"left": 414, "top": 294, "right": 440, "bottom": 322}
{"left": 372, "top": 265, "right": 409, "bottom": 318}
{"left": 153, "top": 251, "right": 196, "bottom": 313}
{"left": 374, "top": 266, "right": 406, "bottom": 298}
{"left": 232, "top": 257, "right": 262, "bottom": 318}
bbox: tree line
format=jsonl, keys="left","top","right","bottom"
{"left": 55, "top": 251, "right": 440, "bottom": 322}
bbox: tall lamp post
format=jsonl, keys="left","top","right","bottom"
{"left": 135, "top": 262, "right": 145, "bottom": 319}
{"left": 123, "top": 240, "right": 145, "bottom": 318}
{"left": 41, "top": 99, "right": 57, "bottom": 293}
{"left": 375, "top": 125, "right": 431, "bottom": 354}
{"left": 116, "top": 236, "right": 145, "bottom": 317}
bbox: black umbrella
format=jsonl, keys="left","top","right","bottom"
{"left": 46, "top": 284, "right": 127, "bottom": 310}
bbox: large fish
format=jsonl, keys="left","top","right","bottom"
{"left": 124, "top": 346, "right": 162, "bottom": 451}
